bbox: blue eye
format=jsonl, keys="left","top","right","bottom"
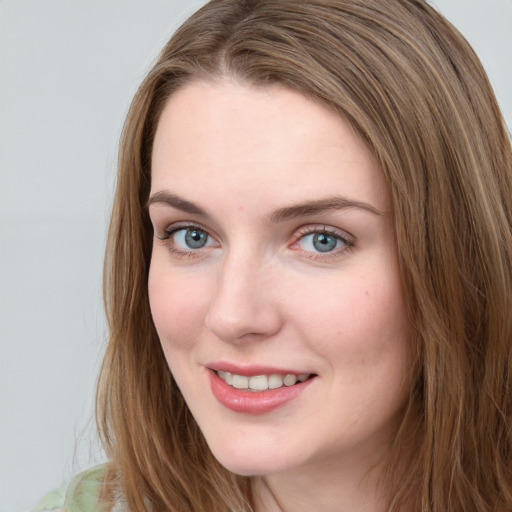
{"left": 172, "top": 227, "right": 215, "bottom": 250}
{"left": 297, "top": 231, "right": 349, "bottom": 254}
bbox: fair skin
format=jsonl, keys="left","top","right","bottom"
{"left": 148, "top": 79, "right": 411, "bottom": 512}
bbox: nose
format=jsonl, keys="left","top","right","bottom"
{"left": 205, "top": 251, "right": 283, "bottom": 344}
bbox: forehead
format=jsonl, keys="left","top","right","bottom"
{"left": 151, "top": 79, "right": 389, "bottom": 213}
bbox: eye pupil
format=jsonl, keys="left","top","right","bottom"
{"left": 313, "top": 233, "right": 337, "bottom": 252}
{"left": 185, "top": 229, "right": 207, "bottom": 248}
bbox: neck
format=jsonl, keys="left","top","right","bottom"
{"left": 251, "top": 448, "right": 391, "bottom": 512}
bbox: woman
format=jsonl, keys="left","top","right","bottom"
{"left": 34, "top": 0, "right": 512, "bottom": 510}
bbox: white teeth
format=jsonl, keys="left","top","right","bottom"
{"left": 268, "top": 374, "right": 284, "bottom": 389}
{"left": 217, "top": 371, "right": 233, "bottom": 385}
{"left": 249, "top": 375, "right": 268, "bottom": 391}
{"left": 216, "top": 371, "right": 311, "bottom": 391}
{"left": 232, "top": 374, "right": 249, "bottom": 389}
{"left": 283, "top": 374, "right": 297, "bottom": 386}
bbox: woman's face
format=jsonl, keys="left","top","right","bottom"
{"left": 148, "top": 80, "right": 411, "bottom": 479}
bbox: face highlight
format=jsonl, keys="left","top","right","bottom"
{"left": 147, "top": 80, "right": 411, "bottom": 484}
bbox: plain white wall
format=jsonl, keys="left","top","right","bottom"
{"left": 0, "top": 1, "right": 510, "bottom": 511}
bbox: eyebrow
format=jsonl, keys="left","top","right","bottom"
{"left": 146, "top": 191, "right": 207, "bottom": 216}
{"left": 146, "top": 191, "right": 383, "bottom": 220}
{"left": 269, "top": 196, "right": 384, "bottom": 222}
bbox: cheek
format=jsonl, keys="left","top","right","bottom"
{"left": 148, "top": 258, "right": 210, "bottom": 351}
{"left": 301, "top": 268, "right": 411, "bottom": 423}
{"left": 291, "top": 264, "right": 410, "bottom": 364}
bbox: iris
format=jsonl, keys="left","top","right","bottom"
{"left": 184, "top": 229, "right": 208, "bottom": 249}
{"left": 313, "top": 233, "right": 338, "bottom": 252}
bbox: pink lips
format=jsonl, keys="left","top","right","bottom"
{"left": 207, "top": 364, "right": 315, "bottom": 414}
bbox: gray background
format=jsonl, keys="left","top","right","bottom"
{"left": 1, "top": 1, "right": 510, "bottom": 511}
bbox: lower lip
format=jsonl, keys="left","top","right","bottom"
{"left": 208, "top": 370, "right": 315, "bottom": 414}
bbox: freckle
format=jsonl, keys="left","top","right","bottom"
{"left": 365, "top": 290, "right": 369, "bottom": 296}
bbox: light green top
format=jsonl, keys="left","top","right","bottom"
{"left": 30, "top": 466, "right": 109, "bottom": 512}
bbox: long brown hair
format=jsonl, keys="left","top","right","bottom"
{"left": 97, "top": 1, "right": 512, "bottom": 510}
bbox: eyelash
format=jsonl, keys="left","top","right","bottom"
{"left": 156, "top": 222, "right": 354, "bottom": 261}
{"left": 291, "top": 226, "right": 354, "bottom": 261}
{"left": 157, "top": 221, "right": 216, "bottom": 259}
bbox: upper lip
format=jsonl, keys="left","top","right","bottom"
{"left": 206, "top": 361, "right": 314, "bottom": 377}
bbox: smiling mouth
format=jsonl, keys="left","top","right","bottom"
{"left": 215, "top": 371, "right": 314, "bottom": 392}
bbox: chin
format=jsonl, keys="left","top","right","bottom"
{"left": 205, "top": 432, "right": 304, "bottom": 477}
{"left": 213, "top": 453, "right": 289, "bottom": 477}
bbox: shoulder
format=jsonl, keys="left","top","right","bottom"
{"left": 30, "top": 465, "right": 111, "bottom": 512}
